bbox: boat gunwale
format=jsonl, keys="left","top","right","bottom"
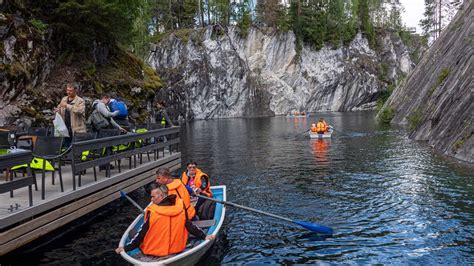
{"left": 119, "top": 185, "right": 227, "bottom": 265}
{"left": 308, "top": 128, "right": 333, "bottom": 138}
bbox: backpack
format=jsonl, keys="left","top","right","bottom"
{"left": 88, "top": 109, "right": 110, "bottom": 130}
{"left": 109, "top": 99, "right": 128, "bottom": 119}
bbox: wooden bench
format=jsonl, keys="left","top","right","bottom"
{"left": 0, "top": 151, "right": 35, "bottom": 206}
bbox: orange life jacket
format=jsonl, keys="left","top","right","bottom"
{"left": 140, "top": 197, "right": 188, "bottom": 257}
{"left": 167, "top": 179, "right": 196, "bottom": 219}
{"left": 181, "top": 168, "right": 213, "bottom": 197}
{"left": 310, "top": 126, "right": 318, "bottom": 132}
{"left": 316, "top": 122, "right": 327, "bottom": 133}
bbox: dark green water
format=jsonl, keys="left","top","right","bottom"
{"left": 2, "top": 111, "right": 473, "bottom": 264}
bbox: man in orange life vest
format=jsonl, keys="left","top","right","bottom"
{"left": 155, "top": 167, "right": 197, "bottom": 220}
{"left": 181, "top": 162, "right": 216, "bottom": 220}
{"left": 315, "top": 118, "right": 330, "bottom": 134}
{"left": 115, "top": 184, "right": 214, "bottom": 256}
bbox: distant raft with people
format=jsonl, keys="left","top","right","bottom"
{"left": 309, "top": 127, "right": 333, "bottom": 139}
{"left": 286, "top": 112, "right": 308, "bottom": 118}
{"left": 119, "top": 186, "right": 226, "bottom": 265}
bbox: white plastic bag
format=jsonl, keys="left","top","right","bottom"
{"left": 53, "top": 113, "right": 69, "bottom": 137}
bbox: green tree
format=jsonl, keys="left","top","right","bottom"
{"left": 359, "top": 0, "right": 376, "bottom": 48}
{"left": 237, "top": 0, "right": 252, "bottom": 37}
{"left": 326, "top": 0, "right": 345, "bottom": 47}
{"left": 33, "top": 0, "right": 149, "bottom": 53}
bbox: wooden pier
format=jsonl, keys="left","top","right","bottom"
{"left": 0, "top": 127, "right": 181, "bottom": 255}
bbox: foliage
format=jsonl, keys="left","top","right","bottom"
{"left": 378, "top": 107, "right": 395, "bottom": 124}
{"left": 359, "top": 0, "right": 376, "bottom": 48}
{"left": 399, "top": 30, "right": 412, "bottom": 47}
{"left": 32, "top": 0, "right": 149, "bottom": 54}
{"left": 377, "top": 62, "right": 389, "bottom": 82}
{"left": 146, "top": 0, "right": 406, "bottom": 53}
{"left": 408, "top": 109, "right": 423, "bottom": 130}
{"left": 30, "top": 19, "right": 48, "bottom": 32}
{"left": 453, "top": 139, "right": 465, "bottom": 150}
{"left": 174, "top": 28, "right": 194, "bottom": 43}
{"left": 237, "top": 0, "right": 252, "bottom": 37}
{"left": 437, "top": 68, "right": 450, "bottom": 85}
{"left": 420, "top": 0, "right": 463, "bottom": 42}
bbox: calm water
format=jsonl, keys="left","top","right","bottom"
{"left": 2, "top": 111, "right": 473, "bottom": 264}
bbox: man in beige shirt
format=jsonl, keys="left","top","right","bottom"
{"left": 54, "top": 83, "right": 86, "bottom": 146}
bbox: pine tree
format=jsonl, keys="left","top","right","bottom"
{"left": 359, "top": 0, "right": 376, "bottom": 48}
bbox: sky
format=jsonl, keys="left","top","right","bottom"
{"left": 399, "top": 0, "right": 425, "bottom": 32}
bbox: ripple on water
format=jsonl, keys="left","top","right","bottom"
{"left": 4, "top": 113, "right": 473, "bottom": 265}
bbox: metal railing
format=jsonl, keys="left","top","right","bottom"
{"left": 70, "top": 126, "right": 180, "bottom": 190}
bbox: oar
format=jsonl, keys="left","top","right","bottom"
{"left": 323, "top": 120, "right": 350, "bottom": 136}
{"left": 329, "top": 126, "right": 348, "bottom": 136}
{"left": 196, "top": 195, "right": 333, "bottom": 235}
{"left": 119, "top": 191, "right": 144, "bottom": 212}
{"left": 295, "top": 128, "right": 310, "bottom": 138}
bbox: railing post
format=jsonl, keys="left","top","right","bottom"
{"left": 71, "top": 144, "right": 76, "bottom": 191}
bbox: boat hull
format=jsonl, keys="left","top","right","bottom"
{"left": 119, "top": 185, "right": 227, "bottom": 265}
{"left": 286, "top": 115, "right": 308, "bottom": 118}
{"left": 309, "top": 128, "right": 333, "bottom": 139}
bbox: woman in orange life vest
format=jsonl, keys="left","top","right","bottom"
{"left": 155, "top": 167, "right": 196, "bottom": 220}
{"left": 181, "top": 162, "right": 212, "bottom": 198}
{"left": 181, "top": 162, "right": 216, "bottom": 220}
{"left": 115, "top": 184, "right": 214, "bottom": 257}
{"left": 315, "top": 118, "right": 329, "bottom": 134}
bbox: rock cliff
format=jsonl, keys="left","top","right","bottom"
{"left": 148, "top": 26, "right": 422, "bottom": 120}
{"left": 382, "top": 1, "right": 473, "bottom": 163}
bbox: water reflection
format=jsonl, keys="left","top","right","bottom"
{"left": 311, "top": 139, "right": 330, "bottom": 165}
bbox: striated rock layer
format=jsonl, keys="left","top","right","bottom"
{"left": 383, "top": 1, "right": 473, "bottom": 163}
{"left": 148, "top": 27, "right": 419, "bottom": 120}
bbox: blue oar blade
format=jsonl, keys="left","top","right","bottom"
{"left": 294, "top": 220, "right": 333, "bottom": 235}
{"left": 119, "top": 190, "right": 127, "bottom": 198}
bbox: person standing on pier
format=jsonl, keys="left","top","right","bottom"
{"left": 155, "top": 101, "right": 174, "bottom": 128}
{"left": 155, "top": 167, "right": 196, "bottom": 220}
{"left": 54, "top": 83, "right": 86, "bottom": 146}
{"left": 89, "top": 96, "right": 126, "bottom": 133}
{"left": 115, "top": 184, "right": 214, "bottom": 257}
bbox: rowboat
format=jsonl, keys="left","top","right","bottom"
{"left": 286, "top": 114, "right": 308, "bottom": 118}
{"left": 119, "top": 185, "right": 226, "bottom": 265}
{"left": 309, "top": 128, "right": 333, "bottom": 139}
